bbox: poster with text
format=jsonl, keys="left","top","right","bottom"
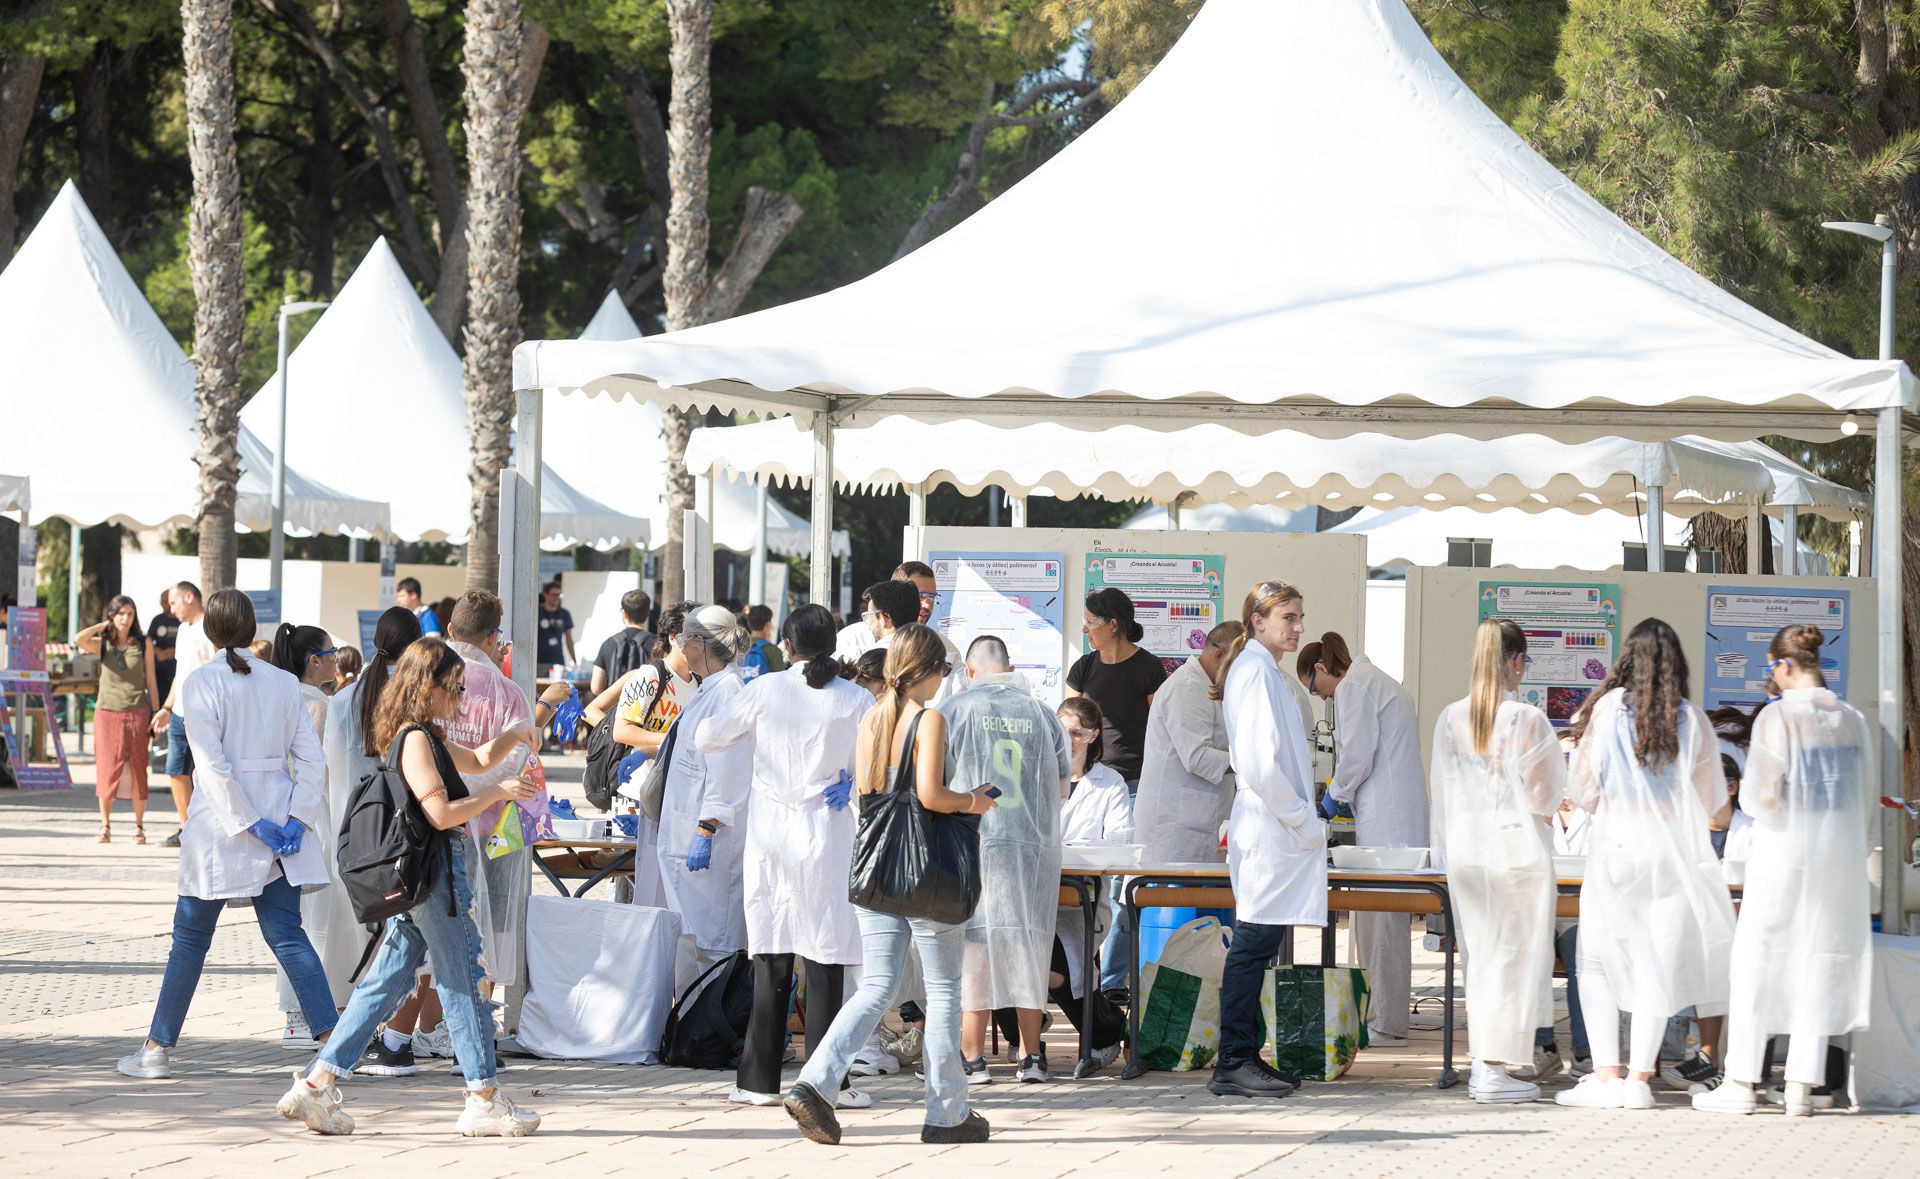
{"left": 1479, "top": 581, "right": 1622, "bottom": 727}
{"left": 930, "top": 551, "right": 1067, "bottom": 707}
{"left": 1703, "top": 587, "right": 1849, "bottom": 710}
{"left": 1083, "top": 553, "right": 1226, "bottom": 673}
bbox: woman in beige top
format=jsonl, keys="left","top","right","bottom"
{"left": 77, "top": 594, "right": 159, "bottom": 843}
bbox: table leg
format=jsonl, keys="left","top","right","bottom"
{"left": 1322, "top": 911, "right": 1337, "bottom": 967}
{"left": 1120, "top": 877, "right": 1148, "bottom": 1079}
{"left": 573, "top": 849, "right": 636, "bottom": 899}
{"left": 1435, "top": 884, "right": 1459, "bottom": 1089}
{"left": 533, "top": 852, "right": 567, "bottom": 895}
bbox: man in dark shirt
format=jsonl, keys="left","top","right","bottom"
{"left": 147, "top": 592, "right": 180, "bottom": 713}
{"left": 536, "top": 581, "right": 576, "bottom": 672}
{"left": 590, "top": 589, "right": 656, "bottom": 696}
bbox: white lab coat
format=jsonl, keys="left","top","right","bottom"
{"left": 1727, "top": 688, "right": 1873, "bottom": 1036}
{"left": 176, "top": 651, "right": 328, "bottom": 902}
{"left": 1057, "top": 761, "right": 1134, "bottom": 996}
{"left": 657, "top": 666, "right": 751, "bottom": 955}
{"left": 1569, "top": 690, "right": 1736, "bottom": 1018}
{"left": 695, "top": 666, "right": 872, "bottom": 965}
{"left": 1133, "top": 658, "right": 1233, "bottom": 862}
{"left": 1429, "top": 695, "right": 1565, "bottom": 1063}
{"left": 279, "top": 683, "right": 363, "bottom": 1008}
{"left": 1220, "top": 643, "right": 1326, "bottom": 927}
{"left": 1328, "top": 659, "right": 1429, "bottom": 848}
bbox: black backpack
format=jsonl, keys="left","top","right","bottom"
{"left": 336, "top": 723, "right": 453, "bottom": 924}
{"left": 583, "top": 659, "right": 667, "bottom": 811}
{"left": 662, "top": 950, "right": 755, "bottom": 1069}
{"left": 601, "top": 628, "right": 656, "bottom": 684}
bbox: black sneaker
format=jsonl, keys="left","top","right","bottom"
{"left": 1255, "top": 1058, "right": 1303, "bottom": 1088}
{"left": 920, "top": 1110, "right": 990, "bottom": 1144}
{"left": 783, "top": 1080, "right": 841, "bottom": 1146}
{"left": 163, "top": 831, "right": 182, "bottom": 848}
{"left": 1660, "top": 1051, "right": 1719, "bottom": 1090}
{"left": 1208, "top": 1061, "right": 1295, "bottom": 1099}
{"left": 1102, "top": 987, "right": 1131, "bottom": 1008}
{"left": 360, "top": 1039, "right": 420, "bottom": 1077}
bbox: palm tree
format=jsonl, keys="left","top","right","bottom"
{"left": 658, "top": 0, "right": 713, "bottom": 605}
{"left": 459, "top": 0, "right": 526, "bottom": 590}
{"left": 180, "top": 0, "right": 246, "bottom": 591}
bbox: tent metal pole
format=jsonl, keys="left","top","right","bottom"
{"left": 1645, "top": 482, "right": 1664, "bottom": 573}
{"left": 1781, "top": 505, "right": 1800, "bottom": 575}
{"left": 14, "top": 498, "right": 32, "bottom": 610}
{"left": 1009, "top": 496, "right": 1028, "bottom": 527}
{"left": 750, "top": 481, "right": 768, "bottom": 606}
{"left": 503, "top": 388, "right": 542, "bottom": 703}
{"left": 1873, "top": 215, "right": 1905, "bottom": 926}
{"left": 905, "top": 483, "right": 927, "bottom": 565}
{"left": 1745, "top": 505, "right": 1763, "bottom": 575}
{"left": 1849, "top": 519, "right": 1863, "bottom": 576}
{"left": 270, "top": 311, "right": 289, "bottom": 594}
{"left": 809, "top": 413, "right": 834, "bottom": 605}
{"left": 66, "top": 521, "right": 79, "bottom": 641}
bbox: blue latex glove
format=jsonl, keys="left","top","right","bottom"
{"left": 823, "top": 770, "right": 853, "bottom": 812}
{"left": 686, "top": 831, "right": 713, "bottom": 872}
{"left": 274, "top": 820, "right": 305, "bottom": 857}
{"left": 550, "top": 686, "right": 585, "bottom": 743}
{"left": 616, "top": 746, "right": 649, "bottom": 785}
{"left": 249, "top": 819, "right": 287, "bottom": 852}
{"left": 1320, "top": 792, "right": 1341, "bottom": 820}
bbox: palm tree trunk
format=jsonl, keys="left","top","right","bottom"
{"left": 459, "top": 0, "right": 526, "bottom": 591}
{"left": 181, "top": 0, "right": 247, "bottom": 592}
{"left": 659, "top": 0, "right": 713, "bottom": 606}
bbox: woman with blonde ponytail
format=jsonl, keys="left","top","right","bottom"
{"left": 783, "top": 623, "right": 999, "bottom": 1148}
{"left": 1429, "top": 617, "right": 1566, "bottom": 1104}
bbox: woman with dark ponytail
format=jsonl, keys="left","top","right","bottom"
{"left": 694, "top": 603, "right": 878, "bottom": 1106}
{"left": 269, "top": 623, "right": 346, "bottom": 1046}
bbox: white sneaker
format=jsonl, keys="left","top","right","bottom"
{"left": 1692, "top": 1081, "right": 1757, "bottom": 1115}
{"left": 1511, "top": 1045, "right": 1563, "bottom": 1082}
{"left": 457, "top": 1091, "right": 541, "bottom": 1137}
{"left": 835, "top": 1087, "right": 873, "bottom": 1109}
{"left": 850, "top": 1041, "right": 899, "bottom": 1077}
{"left": 1089, "top": 1042, "right": 1123, "bottom": 1069}
{"left": 1554, "top": 1074, "right": 1625, "bottom": 1108}
{"left": 282, "top": 1013, "right": 318, "bottom": 1051}
{"left": 1621, "top": 1079, "right": 1656, "bottom": 1109}
{"left": 116, "top": 1045, "right": 171, "bottom": 1080}
{"left": 1783, "top": 1081, "right": 1815, "bottom": 1117}
{"left": 1367, "top": 1027, "right": 1409, "bottom": 1048}
{"left": 729, "top": 1087, "right": 779, "bottom": 1107}
{"left": 1016, "top": 1053, "right": 1051, "bottom": 1083}
{"left": 275, "top": 1072, "right": 355, "bottom": 1135}
{"left": 1467, "top": 1061, "right": 1540, "bottom": 1104}
{"left": 413, "top": 1024, "right": 456, "bottom": 1059}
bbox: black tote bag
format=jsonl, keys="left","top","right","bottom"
{"left": 847, "top": 710, "right": 982, "bottom": 926}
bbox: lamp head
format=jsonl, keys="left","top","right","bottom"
{"left": 1821, "top": 220, "right": 1894, "bottom": 243}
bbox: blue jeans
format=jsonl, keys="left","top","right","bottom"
{"left": 1534, "top": 924, "right": 1589, "bottom": 1057}
{"left": 164, "top": 711, "right": 193, "bottom": 777}
{"left": 314, "top": 840, "right": 497, "bottom": 1090}
{"left": 1097, "top": 778, "right": 1141, "bottom": 992}
{"left": 1218, "top": 919, "right": 1288, "bottom": 1070}
{"left": 799, "top": 906, "right": 969, "bottom": 1128}
{"left": 149, "top": 874, "right": 335, "bottom": 1048}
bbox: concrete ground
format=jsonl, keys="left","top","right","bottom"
{"left": 1, "top": 742, "right": 1908, "bottom": 1176}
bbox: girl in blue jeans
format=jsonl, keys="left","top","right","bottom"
{"left": 273, "top": 637, "right": 542, "bottom": 1138}
{"left": 783, "top": 624, "right": 999, "bottom": 1146}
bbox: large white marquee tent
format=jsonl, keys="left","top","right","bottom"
{"left": 0, "top": 182, "right": 390, "bottom": 539}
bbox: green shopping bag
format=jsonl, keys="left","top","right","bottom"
{"left": 1133, "top": 917, "right": 1231, "bottom": 1071}
{"left": 1257, "top": 966, "right": 1372, "bottom": 1080}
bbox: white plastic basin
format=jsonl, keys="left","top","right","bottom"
{"left": 1330, "top": 846, "right": 1430, "bottom": 871}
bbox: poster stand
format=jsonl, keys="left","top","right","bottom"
{"left": 2, "top": 607, "right": 71, "bottom": 790}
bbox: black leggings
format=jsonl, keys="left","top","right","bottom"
{"left": 991, "top": 937, "right": 1127, "bottom": 1052}
{"left": 738, "top": 953, "right": 846, "bottom": 1095}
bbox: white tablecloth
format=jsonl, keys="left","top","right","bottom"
{"left": 519, "top": 896, "right": 681, "bottom": 1064}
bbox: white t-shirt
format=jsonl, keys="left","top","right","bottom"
{"left": 171, "top": 617, "right": 216, "bottom": 704}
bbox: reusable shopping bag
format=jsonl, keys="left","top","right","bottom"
{"left": 1258, "top": 965, "right": 1372, "bottom": 1080}
{"left": 1134, "top": 916, "right": 1232, "bottom": 1071}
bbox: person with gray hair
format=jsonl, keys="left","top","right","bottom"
{"left": 657, "top": 605, "right": 755, "bottom": 990}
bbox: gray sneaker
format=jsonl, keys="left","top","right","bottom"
{"left": 116, "top": 1045, "right": 171, "bottom": 1080}
{"left": 275, "top": 1072, "right": 355, "bottom": 1135}
{"left": 1016, "top": 1052, "right": 1050, "bottom": 1083}
{"left": 457, "top": 1091, "right": 541, "bottom": 1137}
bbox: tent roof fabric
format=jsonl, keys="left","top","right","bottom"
{"left": 536, "top": 291, "right": 848, "bottom": 558}
{"left": 0, "top": 182, "right": 390, "bottom": 537}
{"left": 514, "top": 0, "right": 1912, "bottom": 441}
{"left": 685, "top": 417, "right": 1865, "bottom": 520}
{"left": 242, "top": 241, "right": 645, "bottom": 549}
{"left": 0, "top": 473, "right": 27, "bottom": 514}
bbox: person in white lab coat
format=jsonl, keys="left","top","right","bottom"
{"left": 1557, "top": 618, "right": 1735, "bottom": 1112}
{"left": 117, "top": 590, "right": 337, "bottom": 1081}
{"left": 1297, "top": 631, "right": 1429, "bottom": 1046}
{"left": 1429, "top": 617, "right": 1567, "bottom": 1103}
{"left": 658, "top": 606, "right": 755, "bottom": 991}
{"left": 1209, "top": 579, "right": 1325, "bottom": 1100}
{"left": 696, "top": 604, "right": 876, "bottom": 1107}
{"left": 1133, "top": 620, "right": 1241, "bottom": 863}
{"left": 1695, "top": 624, "right": 1874, "bottom": 1117}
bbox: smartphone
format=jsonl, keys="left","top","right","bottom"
{"left": 982, "top": 785, "right": 1003, "bottom": 799}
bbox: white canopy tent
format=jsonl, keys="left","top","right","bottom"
{"left": 513, "top": 0, "right": 1910, "bottom": 915}
{"left": 0, "top": 182, "right": 390, "bottom": 538}
{"left": 241, "top": 240, "right": 644, "bottom": 551}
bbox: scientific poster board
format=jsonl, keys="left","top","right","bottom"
{"left": 1, "top": 607, "right": 70, "bottom": 789}
{"left": 1703, "top": 586, "right": 1850, "bottom": 710}
{"left": 1479, "top": 580, "right": 1622, "bottom": 727}
{"left": 357, "top": 610, "right": 383, "bottom": 661}
{"left": 930, "top": 551, "right": 1068, "bottom": 706}
{"left": 1082, "top": 553, "right": 1226, "bottom": 672}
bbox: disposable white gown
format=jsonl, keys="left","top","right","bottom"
{"left": 1569, "top": 690, "right": 1736, "bottom": 1018}
{"left": 694, "top": 666, "right": 873, "bottom": 965}
{"left": 1727, "top": 688, "right": 1873, "bottom": 1037}
{"left": 940, "top": 676, "right": 1072, "bottom": 1010}
{"left": 1133, "top": 658, "right": 1234, "bottom": 862}
{"left": 1429, "top": 695, "right": 1565, "bottom": 1064}
{"left": 656, "top": 667, "right": 751, "bottom": 958}
{"left": 1220, "top": 643, "right": 1326, "bottom": 928}
{"left": 1328, "top": 659, "right": 1429, "bottom": 848}
{"left": 1057, "top": 761, "right": 1134, "bottom": 997}
{"left": 279, "top": 683, "right": 363, "bottom": 1008}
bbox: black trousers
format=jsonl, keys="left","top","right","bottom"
{"left": 737, "top": 953, "right": 846, "bottom": 1096}
{"left": 991, "top": 937, "right": 1127, "bottom": 1053}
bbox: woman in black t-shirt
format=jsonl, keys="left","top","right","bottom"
{"left": 1064, "top": 588, "right": 1168, "bottom": 789}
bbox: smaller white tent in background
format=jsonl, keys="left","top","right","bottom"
{"left": 0, "top": 182, "right": 388, "bottom": 538}
{"left": 0, "top": 474, "right": 28, "bottom": 515}
{"left": 241, "top": 240, "right": 645, "bottom": 550}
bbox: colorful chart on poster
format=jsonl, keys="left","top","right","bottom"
{"left": 1702, "top": 587, "right": 1849, "bottom": 710}
{"left": 1083, "top": 553, "right": 1226, "bottom": 672}
{"left": 930, "top": 551, "right": 1068, "bottom": 706}
{"left": 1479, "top": 581, "right": 1622, "bottom": 727}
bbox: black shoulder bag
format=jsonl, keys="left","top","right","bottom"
{"left": 847, "top": 710, "right": 982, "bottom": 925}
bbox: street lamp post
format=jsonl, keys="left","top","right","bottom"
{"left": 270, "top": 300, "right": 331, "bottom": 593}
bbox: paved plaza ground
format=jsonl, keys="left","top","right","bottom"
{"left": 1, "top": 747, "right": 1910, "bottom": 1177}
